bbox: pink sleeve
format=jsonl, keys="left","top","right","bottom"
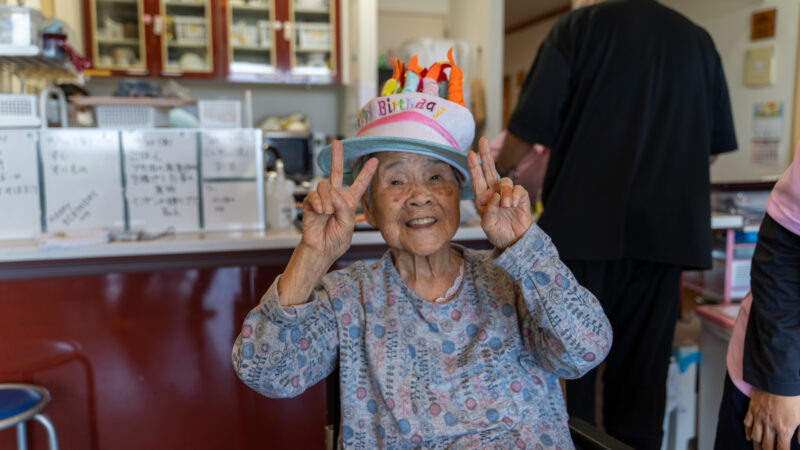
{"left": 766, "top": 142, "right": 800, "bottom": 236}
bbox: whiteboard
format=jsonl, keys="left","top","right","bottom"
{"left": 0, "top": 131, "right": 41, "bottom": 239}
{"left": 201, "top": 130, "right": 260, "bottom": 179}
{"left": 122, "top": 130, "right": 201, "bottom": 232}
{"left": 202, "top": 182, "right": 261, "bottom": 231}
{"left": 40, "top": 130, "right": 125, "bottom": 232}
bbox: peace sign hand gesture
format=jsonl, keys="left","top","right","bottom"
{"left": 301, "top": 140, "right": 378, "bottom": 265}
{"left": 468, "top": 137, "right": 533, "bottom": 250}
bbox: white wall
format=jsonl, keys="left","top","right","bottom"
{"left": 449, "top": 0, "right": 504, "bottom": 141}
{"left": 664, "top": 0, "right": 800, "bottom": 181}
{"left": 377, "top": 0, "right": 449, "bottom": 57}
{"left": 340, "top": 0, "right": 378, "bottom": 137}
{"left": 55, "top": 0, "right": 84, "bottom": 56}
{"left": 378, "top": 13, "right": 448, "bottom": 58}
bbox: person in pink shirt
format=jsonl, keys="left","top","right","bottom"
{"left": 716, "top": 142, "right": 800, "bottom": 450}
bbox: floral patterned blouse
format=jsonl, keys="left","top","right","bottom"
{"left": 233, "top": 224, "right": 612, "bottom": 449}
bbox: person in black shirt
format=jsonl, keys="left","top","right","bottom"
{"left": 497, "top": 0, "right": 738, "bottom": 448}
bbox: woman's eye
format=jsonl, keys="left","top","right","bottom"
{"left": 390, "top": 180, "right": 402, "bottom": 185}
{"left": 430, "top": 174, "right": 440, "bottom": 181}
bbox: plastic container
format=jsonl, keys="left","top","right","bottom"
{"left": 294, "top": 0, "right": 329, "bottom": 10}
{"left": 198, "top": 100, "right": 242, "bottom": 128}
{"left": 265, "top": 160, "right": 297, "bottom": 230}
{"left": 0, "top": 94, "right": 40, "bottom": 128}
{"left": 296, "top": 23, "right": 331, "bottom": 51}
{"left": 173, "top": 16, "right": 206, "bottom": 43}
{"left": 257, "top": 20, "right": 271, "bottom": 47}
{"left": 95, "top": 106, "right": 169, "bottom": 128}
{"left": 0, "top": 5, "right": 42, "bottom": 50}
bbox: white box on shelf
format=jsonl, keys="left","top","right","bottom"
{"left": 95, "top": 106, "right": 170, "bottom": 128}
{"left": 258, "top": 20, "right": 271, "bottom": 47}
{"left": 174, "top": 16, "right": 206, "bottom": 43}
{"left": 0, "top": 94, "right": 40, "bottom": 128}
{"left": 198, "top": 100, "right": 242, "bottom": 128}
{"left": 295, "top": 0, "right": 329, "bottom": 10}
{"left": 296, "top": 22, "right": 331, "bottom": 51}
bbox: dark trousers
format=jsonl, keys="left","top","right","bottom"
{"left": 563, "top": 259, "right": 681, "bottom": 450}
{"left": 715, "top": 372, "right": 800, "bottom": 449}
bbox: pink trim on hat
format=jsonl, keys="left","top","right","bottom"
{"left": 356, "top": 111, "right": 460, "bottom": 149}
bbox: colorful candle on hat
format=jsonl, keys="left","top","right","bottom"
{"left": 447, "top": 48, "right": 465, "bottom": 106}
{"left": 423, "top": 62, "right": 442, "bottom": 96}
{"left": 380, "top": 58, "right": 401, "bottom": 97}
{"left": 402, "top": 55, "right": 422, "bottom": 93}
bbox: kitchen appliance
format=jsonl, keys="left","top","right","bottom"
{"left": 263, "top": 131, "right": 326, "bottom": 183}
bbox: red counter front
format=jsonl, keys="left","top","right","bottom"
{"left": 0, "top": 229, "right": 490, "bottom": 450}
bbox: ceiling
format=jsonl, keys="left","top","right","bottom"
{"left": 504, "top": 0, "right": 570, "bottom": 31}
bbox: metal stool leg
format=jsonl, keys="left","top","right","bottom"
{"left": 16, "top": 421, "right": 27, "bottom": 450}
{"left": 33, "top": 414, "right": 59, "bottom": 450}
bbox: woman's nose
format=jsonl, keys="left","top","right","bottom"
{"left": 406, "top": 182, "right": 433, "bottom": 207}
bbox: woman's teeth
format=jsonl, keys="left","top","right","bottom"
{"left": 407, "top": 217, "right": 436, "bottom": 226}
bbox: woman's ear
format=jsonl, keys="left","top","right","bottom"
{"left": 361, "top": 196, "right": 378, "bottom": 227}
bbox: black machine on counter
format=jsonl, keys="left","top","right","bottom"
{"left": 263, "top": 131, "right": 330, "bottom": 184}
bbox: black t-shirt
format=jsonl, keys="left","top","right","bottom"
{"left": 508, "top": 0, "right": 737, "bottom": 269}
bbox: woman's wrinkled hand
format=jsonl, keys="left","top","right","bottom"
{"left": 301, "top": 141, "right": 377, "bottom": 264}
{"left": 468, "top": 137, "right": 532, "bottom": 250}
{"left": 744, "top": 388, "right": 800, "bottom": 450}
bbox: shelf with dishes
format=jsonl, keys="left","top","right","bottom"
{"left": 294, "top": 7, "right": 328, "bottom": 14}
{"left": 83, "top": 0, "right": 339, "bottom": 82}
{"left": 164, "top": 0, "right": 206, "bottom": 7}
{"left": 232, "top": 45, "right": 272, "bottom": 51}
{"left": 97, "top": 37, "right": 140, "bottom": 46}
{"left": 167, "top": 40, "right": 208, "bottom": 48}
{"left": 230, "top": 2, "right": 270, "bottom": 12}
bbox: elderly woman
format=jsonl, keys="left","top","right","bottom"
{"left": 233, "top": 56, "right": 611, "bottom": 449}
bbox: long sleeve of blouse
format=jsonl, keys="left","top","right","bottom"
{"left": 231, "top": 275, "right": 340, "bottom": 398}
{"left": 232, "top": 223, "right": 612, "bottom": 448}
{"left": 490, "top": 222, "right": 612, "bottom": 379}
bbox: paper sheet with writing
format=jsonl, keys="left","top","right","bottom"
{"left": 0, "top": 131, "right": 41, "bottom": 239}
{"left": 41, "top": 130, "right": 125, "bottom": 232}
{"left": 122, "top": 131, "right": 201, "bottom": 232}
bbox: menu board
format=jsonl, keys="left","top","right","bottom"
{"left": 122, "top": 131, "right": 200, "bottom": 232}
{"left": 0, "top": 131, "right": 41, "bottom": 239}
{"left": 40, "top": 130, "right": 125, "bottom": 232}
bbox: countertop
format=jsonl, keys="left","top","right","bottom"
{"left": 0, "top": 212, "right": 747, "bottom": 280}
{"left": 0, "top": 226, "right": 488, "bottom": 263}
{"left": 0, "top": 226, "right": 490, "bottom": 280}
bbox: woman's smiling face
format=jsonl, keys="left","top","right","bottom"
{"left": 363, "top": 152, "right": 461, "bottom": 256}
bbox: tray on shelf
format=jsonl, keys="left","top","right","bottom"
{"left": 69, "top": 96, "right": 197, "bottom": 107}
{"left": 0, "top": 45, "right": 77, "bottom": 79}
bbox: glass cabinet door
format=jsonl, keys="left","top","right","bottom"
{"left": 161, "top": 0, "right": 214, "bottom": 74}
{"left": 228, "top": 0, "right": 276, "bottom": 77}
{"left": 89, "top": 0, "right": 148, "bottom": 72}
{"left": 290, "top": 0, "right": 335, "bottom": 78}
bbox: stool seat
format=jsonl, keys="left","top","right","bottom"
{"left": 0, "top": 384, "right": 58, "bottom": 450}
{"left": 0, "top": 384, "right": 49, "bottom": 431}
{"left": 0, "top": 388, "right": 44, "bottom": 422}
